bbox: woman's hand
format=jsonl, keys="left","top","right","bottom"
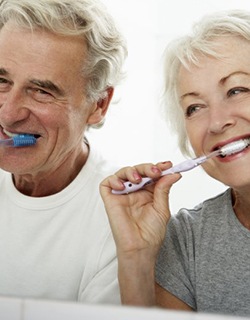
{"left": 100, "top": 161, "right": 181, "bottom": 258}
{"left": 100, "top": 161, "right": 181, "bottom": 305}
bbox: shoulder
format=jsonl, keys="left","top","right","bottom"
{"left": 72, "top": 144, "right": 119, "bottom": 193}
{"left": 84, "top": 145, "right": 119, "bottom": 180}
{"left": 168, "top": 188, "right": 232, "bottom": 234}
{"left": 0, "top": 169, "right": 10, "bottom": 184}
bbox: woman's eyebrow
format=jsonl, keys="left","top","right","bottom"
{"left": 29, "top": 79, "right": 65, "bottom": 96}
{"left": 220, "top": 71, "right": 250, "bottom": 84}
{"left": 180, "top": 91, "right": 200, "bottom": 100}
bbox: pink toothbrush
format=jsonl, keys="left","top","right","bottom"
{"left": 112, "top": 138, "right": 250, "bottom": 195}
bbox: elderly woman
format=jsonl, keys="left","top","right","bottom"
{"left": 100, "top": 10, "right": 250, "bottom": 316}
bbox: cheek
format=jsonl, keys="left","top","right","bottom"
{"left": 32, "top": 101, "right": 66, "bottom": 124}
{"left": 240, "top": 104, "right": 250, "bottom": 119}
{"left": 38, "top": 106, "right": 80, "bottom": 128}
{"left": 185, "top": 121, "right": 206, "bottom": 152}
{"left": 70, "top": 110, "right": 88, "bottom": 134}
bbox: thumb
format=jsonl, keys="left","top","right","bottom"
{"left": 153, "top": 173, "right": 182, "bottom": 223}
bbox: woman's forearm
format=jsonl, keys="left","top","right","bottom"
{"left": 118, "top": 251, "right": 156, "bottom": 306}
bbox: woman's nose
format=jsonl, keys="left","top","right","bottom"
{"left": 0, "top": 89, "right": 30, "bottom": 127}
{"left": 207, "top": 102, "right": 236, "bottom": 135}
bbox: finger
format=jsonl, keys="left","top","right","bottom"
{"left": 153, "top": 173, "right": 182, "bottom": 223}
{"left": 100, "top": 161, "right": 176, "bottom": 197}
{"left": 99, "top": 175, "right": 133, "bottom": 210}
{"left": 115, "top": 163, "right": 163, "bottom": 181}
{"left": 100, "top": 174, "right": 125, "bottom": 192}
{"left": 155, "top": 161, "right": 173, "bottom": 171}
{"left": 103, "top": 164, "right": 163, "bottom": 195}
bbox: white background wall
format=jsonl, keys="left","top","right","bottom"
{"left": 87, "top": 0, "right": 250, "bottom": 213}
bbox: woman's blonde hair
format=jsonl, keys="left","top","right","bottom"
{"left": 162, "top": 10, "right": 250, "bottom": 155}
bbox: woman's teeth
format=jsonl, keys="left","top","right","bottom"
{"left": 219, "top": 138, "right": 250, "bottom": 157}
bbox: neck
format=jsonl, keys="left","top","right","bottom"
{"left": 13, "top": 142, "right": 89, "bottom": 197}
{"left": 232, "top": 189, "right": 250, "bottom": 230}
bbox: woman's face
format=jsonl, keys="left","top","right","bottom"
{"left": 178, "top": 36, "right": 250, "bottom": 189}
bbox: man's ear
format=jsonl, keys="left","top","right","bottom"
{"left": 87, "top": 87, "right": 114, "bottom": 125}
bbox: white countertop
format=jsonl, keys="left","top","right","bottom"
{"left": 1, "top": 296, "right": 249, "bottom": 320}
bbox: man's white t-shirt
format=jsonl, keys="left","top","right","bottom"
{"left": 0, "top": 146, "right": 120, "bottom": 304}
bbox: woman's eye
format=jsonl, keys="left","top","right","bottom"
{"left": 185, "top": 104, "right": 201, "bottom": 118}
{"left": 227, "top": 87, "right": 249, "bottom": 97}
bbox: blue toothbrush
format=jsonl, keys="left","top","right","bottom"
{"left": 0, "top": 134, "right": 37, "bottom": 147}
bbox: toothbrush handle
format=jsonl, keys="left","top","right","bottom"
{"left": 161, "top": 157, "right": 206, "bottom": 175}
{"left": 0, "top": 138, "right": 14, "bottom": 146}
{"left": 112, "top": 177, "right": 153, "bottom": 195}
{"left": 112, "top": 156, "right": 208, "bottom": 195}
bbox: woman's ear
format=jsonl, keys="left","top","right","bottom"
{"left": 87, "top": 87, "right": 114, "bottom": 125}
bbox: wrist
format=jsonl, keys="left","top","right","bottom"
{"left": 117, "top": 249, "right": 157, "bottom": 306}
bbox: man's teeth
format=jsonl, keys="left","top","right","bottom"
{"left": 3, "top": 130, "right": 19, "bottom": 138}
{"left": 3, "top": 130, "right": 39, "bottom": 139}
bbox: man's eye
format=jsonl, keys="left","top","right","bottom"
{"left": 185, "top": 105, "right": 201, "bottom": 118}
{"left": 35, "top": 88, "right": 51, "bottom": 95}
{"left": 227, "top": 87, "right": 249, "bottom": 97}
{"left": 29, "top": 88, "right": 55, "bottom": 102}
{"left": 0, "top": 78, "right": 11, "bottom": 91}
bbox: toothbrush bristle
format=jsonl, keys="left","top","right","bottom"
{"left": 220, "top": 138, "right": 250, "bottom": 156}
{"left": 12, "top": 135, "right": 37, "bottom": 147}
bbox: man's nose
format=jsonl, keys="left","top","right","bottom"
{"left": 0, "top": 89, "right": 30, "bottom": 127}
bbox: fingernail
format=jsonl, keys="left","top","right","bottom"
{"left": 151, "top": 166, "right": 160, "bottom": 173}
{"left": 118, "top": 181, "right": 125, "bottom": 188}
{"left": 133, "top": 172, "right": 141, "bottom": 181}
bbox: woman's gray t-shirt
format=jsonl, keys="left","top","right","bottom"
{"left": 155, "top": 188, "right": 250, "bottom": 317}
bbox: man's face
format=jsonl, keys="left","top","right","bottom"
{"left": 0, "top": 22, "right": 94, "bottom": 176}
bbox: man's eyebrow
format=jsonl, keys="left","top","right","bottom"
{"left": 30, "top": 79, "right": 65, "bottom": 96}
{"left": 0, "top": 70, "right": 65, "bottom": 95}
